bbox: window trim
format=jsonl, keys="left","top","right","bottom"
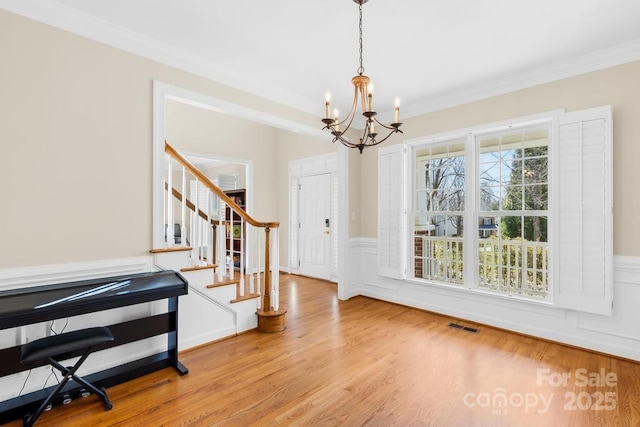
{"left": 406, "top": 113, "right": 557, "bottom": 302}
{"left": 395, "top": 108, "right": 613, "bottom": 314}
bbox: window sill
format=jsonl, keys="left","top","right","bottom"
{"left": 404, "top": 277, "right": 566, "bottom": 318}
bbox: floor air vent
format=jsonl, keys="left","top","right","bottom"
{"left": 448, "top": 322, "right": 479, "bottom": 334}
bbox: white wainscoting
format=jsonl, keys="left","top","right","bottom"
{"left": 348, "top": 238, "right": 640, "bottom": 362}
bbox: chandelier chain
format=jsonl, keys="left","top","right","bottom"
{"left": 358, "top": 2, "right": 364, "bottom": 75}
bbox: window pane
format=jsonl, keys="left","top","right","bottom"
{"left": 446, "top": 187, "right": 465, "bottom": 211}
{"left": 523, "top": 157, "right": 548, "bottom": 184}
{"left": 524, "top": 245, "right": 549, "bottom": 297}
{"left": 416, "top": 143, "right": 465, "bottom": 213}
{"left": 524, "top": 185, "right": 548, "bottom": 210}
{"left": 479, "top": 137, "right": 500, "bottom": 163}
{"left": 479, "top": 161, "right": 500, "bottom": 185}
{"left": 504, "top": 160, "right": 522, "bottom": 185}
{"left": 478, "top": 214, "right": 548, "bottom": 298}
{"left": 413, "top": 216, "right": 464, "bottom": 284}
{"left": 413, "top": 140, "right": 466, "bottom": 285}
{"left": 503, "top": 186, "right": 522, "bottom": 210}
{"left": 480, "top": 186, "right": 502, "bottom": 211}
{"left": 478, "top": 216, "right": 498, "bottom": 238}
{"left": 523, "top": 216, "right": 548, "bottom": 242}
{"left": 478, "top": 238, "right": 499, "bottom": 289}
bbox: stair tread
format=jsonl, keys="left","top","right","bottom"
{"left": 206, "top": 275, "right": 243, "bottom": 287}
{"left": 230, "top": 293, "right": 260, "bottom": 304}
{"left": 150, "top": 247, "right": 192, "bottom": 253}
{"left": 181, "top": 264, "right": 217, "bottom": 272}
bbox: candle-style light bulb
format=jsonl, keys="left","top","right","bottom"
{"left": 394, "top": 97, "right": 400, "bottom": 123}
{"left": 334, "top": 109, "right": 340, "bottom": 132}
{"left": 367, "top": 83, "right": 374, "bottom": 112}
{"left": 325, "top": 92, "right": 331, "bottom": 119}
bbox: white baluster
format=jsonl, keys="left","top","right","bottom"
{"left": 238, "top": 218, "right": 245, "bottom": 297}
{"left": 206, "top": 190, "right": 213, "bottom": 264}
{"left": 163, "top": 159, "right": 167, "bottom": 248}
{"left": 189, "top": 210, "right": 195, "bottom": 267}
{"left": 192, "top": 179, "right": 199, "bottom": 267}
{"left": 248, "top": 224, "right": 255, "bottom": 294}
{"left": 181, "top": 167, "right": 186, "bottom": 246}
{"left": 257, "top": 229, "right": 262, "bottom": 309}
{"left": 217, "top": 202, "right": 225, "bottom": 282}
{"left": 272, "top": 228, "right": 279, "bottom": 311}
{"left": 166, "top": 159, "right": 174, "bottom": 246}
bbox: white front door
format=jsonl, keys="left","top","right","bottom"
{"left": 299, "top": 173, "right": 332, "bottom": 280}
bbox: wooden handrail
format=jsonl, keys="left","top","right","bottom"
{"left": 165, "top": 141, "right": 279, "bottom": 229}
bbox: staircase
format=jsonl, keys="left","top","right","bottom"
{"left": 150, "top": 141, "right": 286, "bottom": 351}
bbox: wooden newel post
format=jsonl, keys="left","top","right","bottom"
{"left": 256, "top": 225, "right": 287, "bottom": 332}
{"left": 263, "top": 226, "right": 272, "bottom": 310}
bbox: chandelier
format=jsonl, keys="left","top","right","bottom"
{"left": 322, "top": 0, "right": 402, "bottom": 153}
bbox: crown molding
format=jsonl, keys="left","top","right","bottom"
{"left": 0, "top": 0, "right": 318, "bottom": 115}
{"left": 3, "top": 0, "right": 640, "bottom": 121}
{"left": 401, "top": 38, "right": 640, "bottom": 120}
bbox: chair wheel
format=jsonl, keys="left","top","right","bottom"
{"left": 105, "top": 402, "right": 113, "bottom": 411}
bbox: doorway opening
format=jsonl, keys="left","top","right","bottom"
{"left": 289, "top": 153, "right": 338, "bottom": 282}
{"left": 152, "top": 80, "right": 350, "bottom": 300}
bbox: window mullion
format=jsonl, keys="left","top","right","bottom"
{"left": 464, "top": 133, "right": 477, "bottom": 289}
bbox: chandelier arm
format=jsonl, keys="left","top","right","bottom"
{"left": 361, "top": 125, "right": 373, "bottom": 145}
{"left": 373, "top": 116, "right": 401, "bottom": 130}
{"left": 333, "top": 133, "right": 359, "bottom": 148}
{"left": 338, "top": 85, "right": 361, "bottom": 130}
{"left": 359, "top": 86, "right": 369, "bottom": 115}
{"left": 369, "top": 128, "right": 404, "bottom": 146}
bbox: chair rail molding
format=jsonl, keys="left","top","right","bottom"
{"left": 0, "top": 256, "right": 153, "bottom": 291}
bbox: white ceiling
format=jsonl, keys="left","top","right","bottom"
{"left": 4, "top": 0, "right": 640, "bottom": 121}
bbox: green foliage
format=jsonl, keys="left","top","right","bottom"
{"left": 501, "top": 146, "right": 548, "bottom": 241}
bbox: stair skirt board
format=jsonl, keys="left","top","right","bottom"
{"left": 154, "top": 249, "right": 261, "bottom": 348}
{"left": 178, "top": 291, "right": 237, "bottom": 351}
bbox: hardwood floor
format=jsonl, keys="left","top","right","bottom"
{"left": 9, "top": 274, "right": 640, "bottom": 426}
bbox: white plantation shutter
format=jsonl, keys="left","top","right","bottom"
{"left": 378, "top": 144, "right": 406, "bottom": 279}
{"left": 554, "top": 106, "right": 613, "bottom": 315}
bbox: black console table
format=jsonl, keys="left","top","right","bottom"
{"left": 0, "top": 270, "right": 188, "bottom": 424}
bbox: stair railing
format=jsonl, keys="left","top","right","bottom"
{"left": 164, "top": 141, "right": 286, "bottom": 331}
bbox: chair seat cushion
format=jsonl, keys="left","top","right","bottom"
{"left": 21, "top": 326, "right": 114, "bottom": 363}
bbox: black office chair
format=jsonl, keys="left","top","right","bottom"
{"left": 20, "top": 327, "right": 114, "bottom": 426}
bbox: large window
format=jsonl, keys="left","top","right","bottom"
{"left": 411, "top": 124, "right": 550, "bottom": 300}
{"left": 413, "top": 140, "right": 466, "bottom": 285}
{"left": 377, "top": 106, "right": 613, "bottom": 313}
{"left": 477, "top": 127, "right": 549, "bottom": 298}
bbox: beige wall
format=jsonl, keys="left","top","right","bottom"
{"left": 2, "top": 7, "right": 639, "bottom": 271}
{"left": 358, "top": 61, "right": 640, "bottom": 256}
{"left": 0, "top": 10, "right": 321, "bottom": 269}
